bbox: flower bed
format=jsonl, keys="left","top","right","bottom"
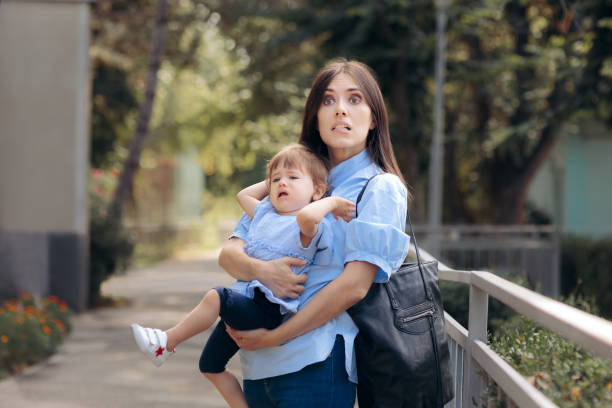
{"left": 0, "top": 292, "right": 72, "bottom": 379}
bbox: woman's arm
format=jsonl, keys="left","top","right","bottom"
{"left": 236, "top": 181, "right": 268, "bottom": 218}
{"left": 226, "top": 260, "right": 377, "bottom": 350}
{"left": 218, "top": 238, "right": 308, "bottom": 299}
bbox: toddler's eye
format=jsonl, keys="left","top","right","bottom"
{"left": 290, "top": 176, "right": 298, "bottom": 180}
{"left": 272, "top": 178, "right": 280, "bottom": 183}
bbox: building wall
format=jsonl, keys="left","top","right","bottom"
{"left": 527, "top": 120, "right": 612, "bottom": 238}
{"left": 0, "top": 0, "right": 92, "bottom": 311}
{"left": 564, "top": 121, "right": 612, "bottom": 237}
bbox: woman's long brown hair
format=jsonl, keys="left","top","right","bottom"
{"left": 299, "top": 59, "right": 408, "bottom": 195}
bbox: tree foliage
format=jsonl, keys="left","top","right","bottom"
{"left": 445, "top": 0, "right": 612, "bottom": 223}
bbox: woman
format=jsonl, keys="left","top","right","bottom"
{"left": 217, "top": 59, "right": 411, "bottom": 407}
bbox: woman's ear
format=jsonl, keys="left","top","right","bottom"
{"left": 369, "top": 117, "right": 376, "bottom": 130}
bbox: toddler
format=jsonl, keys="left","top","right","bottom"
{"left": 131, "top": 144, "right": 355, "bottom": 408}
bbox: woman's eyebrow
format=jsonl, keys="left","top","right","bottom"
{"left": 324, "top": 87, "right": 362, "bottom": 93}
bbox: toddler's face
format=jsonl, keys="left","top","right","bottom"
{"left": 269, "top": 166, "right": 320, "bottom": 215}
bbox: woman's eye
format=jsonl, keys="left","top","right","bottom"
{"left": 349, "top": 95, "right": 362, "bottom": 104}
{"left": 323, "top": 96, "right": 335, "bottom": 105}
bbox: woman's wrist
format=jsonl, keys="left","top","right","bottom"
{"left": 250, "top": 257, "right": 268, "bottom": 281}
{"left": 267, "top": 325, "right": 289, "bottom": 347}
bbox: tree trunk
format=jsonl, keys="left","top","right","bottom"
{"left": 488, "top": 124, "right": 559, "bottom": 224}
{"left": 109, "top": 0, "right": 168, "bottom": 220}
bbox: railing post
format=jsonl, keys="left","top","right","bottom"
{"left": 464, "top": 282, "right": 488, "bottom": 407}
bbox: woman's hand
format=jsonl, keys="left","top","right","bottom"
{"left": 259, "top": 257, "right": 308, "bottom": 299}
{"left": 225, "top": 325, "right": 280, "bottom": 350}
{"left": 219, "top": 239, "right": 307, "bottom": 299}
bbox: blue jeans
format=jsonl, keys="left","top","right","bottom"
{"left": 199, "top": 287, "right": 283, "bottom": 373}
{"left": 243, "top": 335, "right": 356, "bottom": 408}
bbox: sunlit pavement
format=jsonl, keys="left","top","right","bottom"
{"left": 0, "top": 250, "right": 237, "bottom": 407}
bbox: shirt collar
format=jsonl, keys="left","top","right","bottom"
{"left": 328, "top": 149, "right": 373, "bottom": 188}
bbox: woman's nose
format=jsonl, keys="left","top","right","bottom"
{"left": 335, "top": 100, "right": 347, "bottom": 116}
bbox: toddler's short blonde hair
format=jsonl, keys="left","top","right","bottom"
{"left": 266, "top": 144, "right": 329, "bottom": 191}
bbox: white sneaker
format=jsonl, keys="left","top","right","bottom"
{"left": 130, "top": 323, "right": 174, "bottom": 367}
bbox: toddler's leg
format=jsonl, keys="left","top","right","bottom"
{"left": 200, "top": 321, "right": 246, "bottom": 407}
{"left": 200, "top": 288, "right": 279, "bottom": 408}
{"left": 204, "top": 371, "right": 248, "bottom": 408}
{"left": 165, "top": 288, "right": 221, "bottom": 351}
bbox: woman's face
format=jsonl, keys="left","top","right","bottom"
{"left": 316, "top": 73, "right": 375, "bottom": 166}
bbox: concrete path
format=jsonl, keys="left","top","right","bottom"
{"left": 0, "top": 251, "right": 238, "bottom": 407}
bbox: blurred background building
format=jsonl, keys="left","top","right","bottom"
{"left": 528, "top": 120, "right": 612, "bottom": 238}
{"left": 0, "top": 0, "right": 92, "bottom": 311}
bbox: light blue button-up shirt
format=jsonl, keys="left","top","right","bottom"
{"left": 231, "top": 149, "right": 411, "bottom": 383}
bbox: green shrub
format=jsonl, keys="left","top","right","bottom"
{"left": 88, "top": 196, "right": 134, "bottom": 307}
{"left": 561, "top": 235, "right": 612, "bottom": 319}
{"left": 0, "top": 293, "right": 72, "bottom": 379}
{"left": 487, "top": 296, "right": 612, "bottom": 407}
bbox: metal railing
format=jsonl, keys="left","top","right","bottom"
{"left": 414, "top": 225, "right": 561, "bottom": 297}
{"left": 406, "top": 246, "right": 612, "bottom": 408}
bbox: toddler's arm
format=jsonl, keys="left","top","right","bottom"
{"left": 236, "top": 181, "right": 268, "bottom": 218}
{"left": 296, "top": 196, "right": 355, "bottom": 246}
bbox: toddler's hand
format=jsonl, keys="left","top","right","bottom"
{"left": 331, "top": 197, "right": 356, "bottom": 222}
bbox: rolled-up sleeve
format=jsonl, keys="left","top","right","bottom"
{"left": 229, "top": 212, "right": 252, "bottom": 241}
{"left": 344, "top": 174, "right": 411, "bottom": 283}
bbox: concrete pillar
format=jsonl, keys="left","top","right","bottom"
{"left": 0, "top": 0, "right": 93, "bottom": 311}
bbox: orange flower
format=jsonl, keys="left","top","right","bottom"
{"left": 16, "top": 316, "right": 25, "bottom": 324}
{"left": 19, "top": 292, "right": 32, "bottom": 300}
{"left": 0, "top": 308, "right": 4, "bottom": 315}
{"left": 0, "top": 335, "right": 8, "bottom": 343}
{"left": 42, "top": 325, "right": 52, "bottom": 335}
{"left": 39, "top": 317, "right": 46, "bottom": 325}
{"left": 6, "top": 304, "right": 18, "bottom": 313}
{"left": 25, "top": 306, "right": 36, "bottom": 317}
{"left": 606, "top": 381, "right": 612, "bottom": 391}
{"left": 53, "top": 319, "right": 65, "bottom": 333}
{"left": 570, "top": 386, "right": 581, "bottom": 401}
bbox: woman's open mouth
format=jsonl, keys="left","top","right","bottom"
{"left": 332, "top": 121, "right": 351, "bottom": 132}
